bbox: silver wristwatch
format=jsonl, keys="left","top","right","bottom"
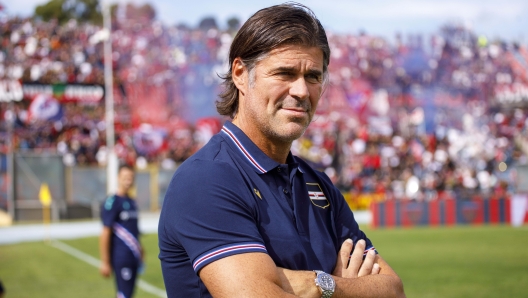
{"left": 314, "top": 270, "right": 335, "bottom": 298}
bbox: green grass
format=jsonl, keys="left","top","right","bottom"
{"left": 362, "top": 225, "right": 528, "bottom": 298}
{"left": 0, "top": 234, "right": 163, "bottom": 298}
{"left": 1, "top": 225, "right": 527, "bottom": 297}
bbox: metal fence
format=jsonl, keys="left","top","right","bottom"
{"left": 2, "top": 152, "right": 527, "bottom": 222}
{"left": 13, "top": 153, "right": 65, "bottom": 221}
{"left": 1, "top": 153, "right": 177, "bottom": 222}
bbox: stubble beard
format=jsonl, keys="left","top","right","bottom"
{"left": 254, "top": 101, "right": 313, "bottom": 145}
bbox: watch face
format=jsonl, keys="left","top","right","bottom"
{"left": 319, "top": 274, "right": 335, "bottom": 290}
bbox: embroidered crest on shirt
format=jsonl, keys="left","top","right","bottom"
{"left": 254, "top": 188, "right": 262, "bottom": 200}
{"left": 307, "top": 183, "right": 329, "bottom": 209}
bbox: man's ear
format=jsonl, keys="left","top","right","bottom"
{"left": 232, "top": 58, "right": 248, "bottom": 96}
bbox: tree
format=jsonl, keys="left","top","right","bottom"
{"left": 227, "top": 17, "right": 240, "bottom": 32}
{"left": 34, "top": 0, "right": 102, "bottom": 25}
{"left": 35, "top": 0, "right": 69, "bottom": 24}
{"left": 198, "top": 16, "right": 218, "bottom": 31}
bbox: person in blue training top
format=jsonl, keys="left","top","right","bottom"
{"left": 158, "top": 3, "right": 405, "bottom": 298}
{"left": 100, "top": 164, "right": 143, "bottom": 298}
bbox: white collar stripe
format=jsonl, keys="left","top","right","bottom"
{"left": 222, "top": 127, "right": 267, "bottom": 173}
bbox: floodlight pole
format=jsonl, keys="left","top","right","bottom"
{"left": 103, "top": 1, "right": 118, "bottom": 194}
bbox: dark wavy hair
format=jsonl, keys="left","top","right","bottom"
{"left": 216, "top": 2, "right": 331, "bottom": 118}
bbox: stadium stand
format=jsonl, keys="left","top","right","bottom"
{"left": 1, "top": 15, "right": 527, "bottom": 204}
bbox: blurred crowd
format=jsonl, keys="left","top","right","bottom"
{"left": 292, "top": 27, "right": 528, "bottom": 200}
{"left": 1, "top": 13, "right": 528, "bottom": 200}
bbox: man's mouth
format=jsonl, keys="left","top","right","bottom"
{"left": 282, "top": 107, "right": 307, "bottom": 112}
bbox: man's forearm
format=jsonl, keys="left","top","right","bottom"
{"left": 99, "top": 228, "right": 111, "bottom": 265}
{"left": 277, "top": 268, "right": 405, "bottom": 298}
{"left": 333, "top": 274, "right": 405, "bottom": 298}
{"left": 277, "top": 268, "right": 320, "bottom": 298}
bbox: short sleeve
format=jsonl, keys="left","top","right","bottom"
{"left": 159, "top": 159, "right": 268, "bottom": 274}
{"left": 101, "top": 196, "right": 119, "bottom": 227}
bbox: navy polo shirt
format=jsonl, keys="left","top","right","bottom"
{"left": 158, "top": 121, "right": 376, "bottom": 298}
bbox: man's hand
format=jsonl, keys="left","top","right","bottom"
{"left": 100, "top": 262, "right": 112, "bottom": 278}
{"left": 333, "top": 239, "right": 380, "bottom": 278}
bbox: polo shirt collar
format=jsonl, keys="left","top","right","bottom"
{"left": 221, "top": 121, "right": 280, "bottom": 174}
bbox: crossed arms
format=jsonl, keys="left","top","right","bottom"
{"left": 199, "top": 238, "right": 405, "bottom": 298}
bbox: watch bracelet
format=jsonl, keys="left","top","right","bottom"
{"left": 321, "top": 289, "right": 334, "bottom": 298}
{"left": 314, "top": 270, "right": 335, "bottom": 298}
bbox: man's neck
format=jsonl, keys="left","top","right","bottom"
{"left": 254, "top": 139, "right": 291, "bottom": 164}
{"left": 231, "top": 119, "right": 291, "bottom": 164}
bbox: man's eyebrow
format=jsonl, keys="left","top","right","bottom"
{"left": 305, "top": 69, "right": 323, "bottom": 77}
{"left": 272, "top": 66, "right": 296, "bottom": 73}
{"left": 272, "top": 66, "right": 323, "bottom": 77}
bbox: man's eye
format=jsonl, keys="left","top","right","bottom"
{"left": 306, "top": 74, "right": 321, "bottom": 82}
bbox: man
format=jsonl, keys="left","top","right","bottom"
{"left": 159, "top": 3, "right": 405, "bottom": 297}
{"left": 100, "top": 164, "right": 143, "bottom": 298}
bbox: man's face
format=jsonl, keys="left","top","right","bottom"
{"left": 118, "top": 168, "right": 135, "bottom": 192}
{"left": 237, "top": 44, "right": 324, "bottom": 144}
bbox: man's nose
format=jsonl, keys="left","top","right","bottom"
{"left": 289, "top": 77, "right": 309, "bottom": 100}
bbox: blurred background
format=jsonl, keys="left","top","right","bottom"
{"left": 1, "top": 0, "right": 527, "bottom": 220}
{"left": 0, "top": 1, "right": 528, "bottom": 297}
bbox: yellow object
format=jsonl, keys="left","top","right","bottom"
{"left": 478, "top": 36, "right": 488, "bottom": 48}
{"left": 39, "top": 183, "right": 52, "bottom": 236}
{"left": 0, "top": 209, "right": 12, "bottom": 226}
{"left": 344, "top": 192, "right": 386, "bottom": 210}
{"left": 39, "top": 183, "right": 52, "bottom": 207}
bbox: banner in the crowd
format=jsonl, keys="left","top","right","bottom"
{"left": 0, "top": 80, "right": 104, "bottom": 103}
{"left": 28, "top": 94, "right": 63, "bottom": 122}
{"left": 132, "top": 124, "right": 167, "bottom": 155}
{"left": 370, "top": 198, "right": 513, "bottom": 228}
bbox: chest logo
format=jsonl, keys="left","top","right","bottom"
{"left": 254, "top": 188, "right": 262, "bottom": 200}
{"left": 307, "top": 183, "right": 329, "bottom": 209}
{"left": 120, "top": 211, "right": 130, "bottom": 221}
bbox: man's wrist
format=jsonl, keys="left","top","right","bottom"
{"left": 314, "top": 270, "right": 336, "bottom": 298}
